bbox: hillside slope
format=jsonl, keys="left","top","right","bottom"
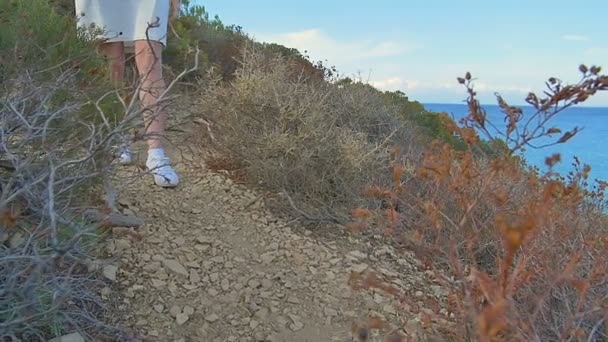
{"left": 99, "top": 103, "right": 450, "bottom": 342}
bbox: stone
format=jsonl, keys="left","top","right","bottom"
{"left": 383, "top": 304, "right": 397, "bottom": 315}
{"left": 347, "top": 250, "right": 368, "bottom": 261}
{"left": 114, "top": 239, "right": 131, "bottom": 251}
{"left": 162, "top": 259, "right": 189, "bottom": 277}
{"left": 102, "top": 265, "right": 118, "bottom": 281}
{"left": 190, "top": 270, "right": 201, "bottom": 284}
{"left": 205, "top": 313, "right": 220, "bottom": 323}
{"left": 151, "top": 279, "right": 166, "bottom": 288}
{"left": 176, "top": 313, "right": 190, "bottom": 325}
{"left": 287, "top": 296, "right": 301, "bottom": 304}
{"left": 289, "top": 321, "right": 304, "bottom": 332}
{"left": 48, "top": 333, "right": 85, "bottom": 342}
{"left": 183, "top": 306, "right": 195, "bottom": 316}
{"left": 352, "top": 263, "right": 369, "bottom": 273}
{"left": 260, "top": 252, "right": 275, "bottom": 263}
{"left": 169, "top": 305, "right": 181, "bottom": 318}
{"left": 174, "top": 237, "right": 186, "bottom": 246}
{"left": 197, "top": 236, "right": 213, "bottom": 244}
{"left": 154, "top": 304, "right": 164, "bottom": 313}
{"left": 324, "top": 307, "right": 338, "bottom": 317}
{"left": 143, "top": 262, "right": 161, "bottom": 272}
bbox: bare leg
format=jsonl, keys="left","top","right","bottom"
{"left": 98, "top": 42, "right": 125, "bottom": 84}
{"left": 133, "top": 40, "right": 179, "bottom": 187}
{"left": 133, "top": 40, "right": 167, "bottom": 150}
{"left": 99, "top": 42, "right": 132, "bottom": 164}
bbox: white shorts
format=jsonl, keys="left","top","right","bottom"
{"left": 74, "top": 0, "right": 170, "bottom": 50}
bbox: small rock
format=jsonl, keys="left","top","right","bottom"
{"left": 152, "top": 254, "right": 165, "bottom": 261}
{"left": 176, "top": 313, "right": 190, "bottom": 325}
{"left": 347, "top": 250, "right": 368, "bottom": 261}
{"left": 183, "top": 306, "right": 195, "bottom": 316}
{"left": 324, "top": 307, "right": 338, "bottom": 317}
{"left": 190, "top": 270, "right": 201, "bottom": 284}
{"left": 287, "top": 296, "right": 301, "bottom": 304}
{"left": 248, "top": 279, "right": 261, "bottom": 289}
{"left": 329, "top": 258, "right": 341, "bottom": 265}
{"left": 260, "top": 252, "right": 275, "bottom": 263}
{"left": 261, "top": 279, "right": 273, "bottom": 289}
{"left": 249, "top": 319, "right": 259, "bottom": 329}
{"left": 102, "top": 265, "right": 118, "bottom": 281}
{"left": 143, "top": 262, "right": 161, "bottom": 272}
{"left": 421, "top": 308, "right": 434, "bottom": 316}
{"left": 196, "top": 236, "right": 213, "bottom": 244}
{"left": 383, "top": 304, "right": 397, "bottom": 315}
{"left": 169, "top": 305, "right": 181, "bottom": 318}
{"left": 205, "top": 313, "right": 220, "bottom": 323}
{"left": 154, "top": 304, "right": 164, "bottom": 313}
{"left": 151, "top": 279, "right": 166, "bottom": 288}
{"left": 114, "top": 239, "right": 131, "bottom": 251}
{"left": 374, "top": 293, "right": 384, "bottom": 304}
{"left": 289, "top": 321, "right": 304, "bottom": 331}
{"left": 48, "top": 333, "right": 85, "bottom": 342}
{"left": 415, "top": 291, "right": 424, "bottom": 298}
{"left": 162, "top": 259, "right": 189, "bottom": 277}
{"left": 352, "top": 263, "right": 369, "bottom": 273}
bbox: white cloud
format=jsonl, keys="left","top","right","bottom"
{"left": 369, "top": 77, "right": 528, "bottom": 94}
{"left": 562, "top": 34, "right": 590, "bottom": 42}
{"left": 254, "top": 29, "right": 412, "bottom": 63}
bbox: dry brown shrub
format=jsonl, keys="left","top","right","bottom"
{"left": 350, "top": 67, "right": 608, "bottom": 341}
{"left": 197, "top": 45, "right": 420, "bottom": 223}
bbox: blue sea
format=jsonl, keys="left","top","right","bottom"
{"left": 423, "top": 103, "right": 608, "bottom": 184}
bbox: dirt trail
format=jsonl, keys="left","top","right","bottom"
{"left": 101, "top": 112, "right": 449, "bottom": 342}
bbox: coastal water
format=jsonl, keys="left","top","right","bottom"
{"left": 423, "top": 103, "right": 608, "bottom": 184}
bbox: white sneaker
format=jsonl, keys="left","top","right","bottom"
{"left": 146, "top": 154, "right": 179, "bottom": 187}
{"left": 118, "top": 146, "right": 133, "bottom": 165}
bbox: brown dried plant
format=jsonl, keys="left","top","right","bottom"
{"left": 349, "top": 66, "right": 608, "bottom": 341}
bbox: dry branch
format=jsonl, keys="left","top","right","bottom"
{"left": 82, "top": 209, "right": 144, "bottom": 228}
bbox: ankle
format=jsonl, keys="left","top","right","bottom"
{"left": 147, "top": 148, "right": 166, "bottom": 161}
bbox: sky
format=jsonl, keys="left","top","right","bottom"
{"left": 193, "top": 0, "right": 608, "bottom": 106}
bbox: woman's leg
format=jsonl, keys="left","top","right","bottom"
{"left": 99, "top": 42, "right": 132, "bottom": 164}
{"left": 133, "top": 39, "right": 179, "bottom": 187}
{"left": 133, "top": 40, "right": 168, "bottom": 150}
{"left": 98, "top": 42, "right": 125, "bottom": 84}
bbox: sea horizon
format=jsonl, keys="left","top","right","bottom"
{"left": 422, "top": 103, "right": 608, "bottom": 185}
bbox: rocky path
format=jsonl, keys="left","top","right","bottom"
{"left": 100, "top": 124, "right": 449, "bottom": 341}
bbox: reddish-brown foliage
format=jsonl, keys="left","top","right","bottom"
{"left": 349, "top": 66, "right": 608, "bottom": 341}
